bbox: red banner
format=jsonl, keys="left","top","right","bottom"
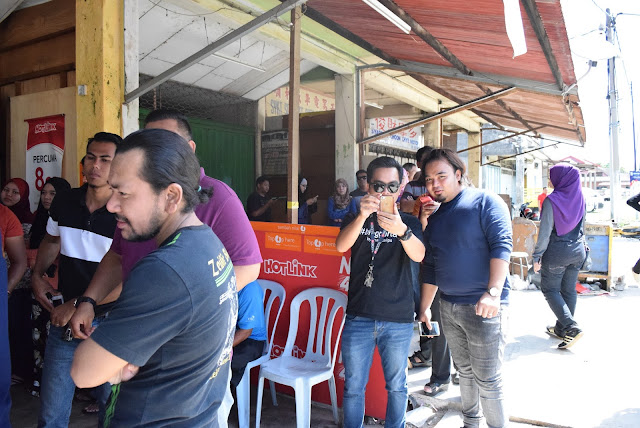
{"left": 253, "top": 222, "right": 389, "bottom": 420}
{"left": 25, "top": 115, "right": 65, "bottom": 211}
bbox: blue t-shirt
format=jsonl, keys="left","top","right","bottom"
{"left": 0, "top": 231, "right": 10, "bottom": 427}
{"left": 327, "top": 198, "right": 357, "bottom": 227}
{"left": 422, "top": 188, "right": 512, "bottom": 304}
{"left": 92, "top": 225, "right": 237, "bottom": 427}
{"left": 237, "top": 281, "right": 267, "bottom": 342}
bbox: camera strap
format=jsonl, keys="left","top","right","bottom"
{"left": 364, "top": 219, "right": 384, "bottom": 288}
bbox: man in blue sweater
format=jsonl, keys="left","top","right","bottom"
{"left": 418, "top": 149, "right": 512, "bottom": 428}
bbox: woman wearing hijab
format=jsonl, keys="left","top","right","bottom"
{"left": 30, "top": 177, "right": 71, "bottom": 250}
{"left": 1, "top": 178, "right": 34, "bottom": 229}
{"left": 532, "top": 164, "right": 587, "bottom": 349}
{"left": 298, "top": 177, "right": 318, "bottom": 225}
{"left": 327, "top": 178, "right": 357, "bottom": 227}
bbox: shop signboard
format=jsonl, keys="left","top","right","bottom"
{"left": 252, "top": 222, "right": 390, "bottom": 420}
{"left": 366, "top": 117, "right": 422, "bottom": 152}
{"left": 25, "top": 115, "right": 65, "bottom": 211}
{"left": 265, "top": 86, "right": 335, "bottom": 117}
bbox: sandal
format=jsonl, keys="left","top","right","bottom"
{"left": 407, "top": 351, "right": 431, "bottom": 369}
{"left": 452, "top": 372, "right": 460, "bottom": 385}
{"left": 423, "top": 381, "right": 449, "bottom": 397}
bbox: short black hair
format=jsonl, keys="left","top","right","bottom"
{"left": 256, "top": 176, "right": 269, "bottom": 186}
{"left": 422, "top": 148, "right": 467, "bottom": 184}
{"left": 416, "top": 146, "right": 435, "bottom": 163}
{"left": 117, "top": 129, "right": 211, "bottom": 213}
{"left": 87, "top": 132, "right": 122, "bottom": 153}
{"left": 403, "top": 162, "right": 416, "bottom": 171}
{"left": 355, "top": 169, "right": 367, "bottom": 177}
{"left": 366, "top": 156, "right": 403, "bottom": 183}
{"left": 144, "top": 108, "right": 193, "bottom": 142}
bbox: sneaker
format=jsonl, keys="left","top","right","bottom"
{"left": 558, "top": 327, "right": 583, "bottom": 349}
{"left": 545, "top": 326, "right": 562, "bottom": 339}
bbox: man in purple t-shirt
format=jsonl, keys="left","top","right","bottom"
{"left": 69, "top": 109, "right": 262, "bottom": 338}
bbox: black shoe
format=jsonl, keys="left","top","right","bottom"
{"left": 558, "top": 327, "right": 583, "bottom": 349}
{"left": 545, "top": 326, "right": 562, "bottom": 339}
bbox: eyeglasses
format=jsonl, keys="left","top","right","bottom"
{"left": 371, "top": 181, "right": 400, "bottom": 193}
{"left": 357, "top": 176, "right": 367, "bottom": 181}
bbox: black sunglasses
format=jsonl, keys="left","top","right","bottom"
{"left": 371, "top": 181, "right": 400, "bottom": 193}
{"left": 357, "top": 175, "right": 367, "bottom": 181}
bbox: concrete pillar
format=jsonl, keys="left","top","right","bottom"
{"left": 467, "top": 132, "right": 482, "bottom": 188}
{"left": 122, "top": 0, "right": 139, "bottom": 137}
{"left": 255, "top": 98, "right": 266, "bottom": 177}
{"left": 335, "top": 74, "right": 358, "bottom": 187}
{"left": 76, "top": 0, "right": 124, "bottom": 160}
{"left": 515, "top": 155, "right": 525, "bottom": 207}
{"left": 423, "top": 122, "right": 440, "bottom": 148}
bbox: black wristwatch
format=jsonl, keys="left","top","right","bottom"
{"left": 75, "top": 296, "right": 97, "bottom": 309}
{"left": 398, "top": 226, "right": 413, "bottom": 241}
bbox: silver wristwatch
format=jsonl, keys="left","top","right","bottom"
{"left": 488, "top": 287, "right": 502, "bottom": 297}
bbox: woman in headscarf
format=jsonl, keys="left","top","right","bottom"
{"left": 327, "top": 178, "right": 357, "bottom": 227}
{"left": 29, "top": 177, "right": 71, "bottom": 250}
{"left": 2, "top": 178, "right": 34, "bottom": 385}
{"left": 26, "top": 177, "right": 70, "bottom": 397}
{"left": 298, "top": 177, "right": 318, "bottom": 225}
{"left": 532, "top": 164, "right": 587, "bottom": 349}
{"left": 1, "top": 178, "right": 34, "bottom": 228}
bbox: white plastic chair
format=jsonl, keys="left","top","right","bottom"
{"left": 236, "top": 279, "right": 286, "bottom": 428}
{"left": 255, "top": 287, "right": 347, "bottom": 428}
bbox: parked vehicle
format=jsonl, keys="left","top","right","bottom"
{"left": 583, "top": 187, "right": 605, "bottom": 212}
{"left": 519, "top": 202, "right": 540, "bottom": 221}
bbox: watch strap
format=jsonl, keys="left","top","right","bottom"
{"left": 75, "top": 296, "right": 97, "bottom": 309}
{"left": 398, "top": 226, "right": 413, "bottom": 241}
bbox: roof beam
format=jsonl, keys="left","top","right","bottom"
{"left": 358, "top": 87, "right": 517, "bottom": 145}
{"left": 220, "top": 53, "right": 290, "bottom": 97}
{"left": 520, "top": 0, "right": 565, "bottom": 91}
{"left": 457, "top": 126, "right": 545, "bottom": 154}
{"left": 125, "top": 0, "right": 309, "bottom": 102}
{"left": 399, "top": 61, "right": 574, "bottom": 96}
{"left": 474, "top": 83, "right": 540, "bottom": 135}
{"left": 376, "top": 0, "right": 473, "bottom": 76}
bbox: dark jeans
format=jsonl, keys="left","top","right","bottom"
{"left": 8, "top": 288, "right": 33, "bottom": 381}
{"left": 540, "top": 257, "right": 582, "bottom": 337}
{"left": 427, "top": 290, "right": 452, "bottom": 385}
{"left": 230, "top": 339, "right": 265, "bottom": 389}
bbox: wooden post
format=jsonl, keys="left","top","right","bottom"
{"left": 287, "top": 6, "right": 301, "bottom": 224}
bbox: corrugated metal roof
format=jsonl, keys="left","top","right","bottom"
{"left": 308, "top": 0, "right": 586, "bottom": 142}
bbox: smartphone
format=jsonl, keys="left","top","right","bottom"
{"left": 379, "top": 195, "right": 395, "bottom": 213}
{"left": 420, "top": 321, "right": 440, "bottom": 337}
{"left": 47, "top": 293, "right": 64, "bottom": 308}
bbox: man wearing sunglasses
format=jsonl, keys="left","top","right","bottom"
{"left": 349, "top": 170, "right": 369, "bottom": 211}
{"left": 336, "top": 156, "right": 425, "bottom": 428}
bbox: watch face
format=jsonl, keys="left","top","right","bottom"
{"left": 489, "top": 288, "right": 500, "bottom": 297}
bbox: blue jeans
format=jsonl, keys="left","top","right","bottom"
{"left": 38, "top": 316, "right": 111, "bottom": 428}
{"left": 342, "top": 315, "right": 413, "bottom": 428}
{"left": 540, "top": 259, "right": 581, "bottom": 337}
{"left": 440, "top": 300, "right": 508, "bottom": 428}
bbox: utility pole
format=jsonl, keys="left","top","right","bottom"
{"left": 606, "top": 8, "right": 621, "bottom": 223}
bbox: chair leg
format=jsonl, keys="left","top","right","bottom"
{"left": 294, "top": 383, "right": 311, "bottom": 428}
{"left": 269, "top": 380, "right": 278, "bottom": 406}
{"left": 236, "top": 368, "right": 251, "bottom": 428}
{"left": 255, "top": 372, "right": 265, "bottom": 428}
{"left": 328, "top": 375, "right": 339, "bottom": 424}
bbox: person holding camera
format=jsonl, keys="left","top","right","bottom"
{"left": 336, "top": 156, "right": 425, "bottom": 428}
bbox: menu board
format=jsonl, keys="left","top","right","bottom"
{"left": 261, "top": 130, "right": 288, "bottom": 176}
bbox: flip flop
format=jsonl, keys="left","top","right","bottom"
{"left": 407, "top": 351, "right": 431, "bottom": 369}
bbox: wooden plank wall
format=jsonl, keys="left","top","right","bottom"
{"left": 0, "top": 0, "right": 75, "bottom": 182}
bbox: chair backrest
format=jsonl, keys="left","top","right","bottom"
{"left": 512, "top": 217, "right": 538, "bottom": 257}
{"left": 283, "top": 287, "right": 347, "bottom": 370}
{"left": 256, "top": 279, "right": 286, "bottom": 357}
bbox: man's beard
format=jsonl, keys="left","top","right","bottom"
{"left": 118, "top": 212, "right": 163, "bottom": 242}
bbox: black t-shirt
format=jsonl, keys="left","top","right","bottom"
{"left": 247, "top": 192, "right": 271, "bottom": 222}
{"left": 92, "top": 225, "right": 237, "bottom": 427}
{"left": 47, "top": 185, "right": 116, "bottom": 302}
{"left": 341, "top": 212, "right": 423, "bottom": 323}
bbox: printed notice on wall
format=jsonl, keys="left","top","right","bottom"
{"left": 261, "top": 130, "right": 288, "bottom": 176}
{"left": 25, "top": 115, "right": 65, "bottom": 211}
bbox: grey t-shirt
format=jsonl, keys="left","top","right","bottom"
{"left": 93, "top": 225, "right": 237, "bottom": 427}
